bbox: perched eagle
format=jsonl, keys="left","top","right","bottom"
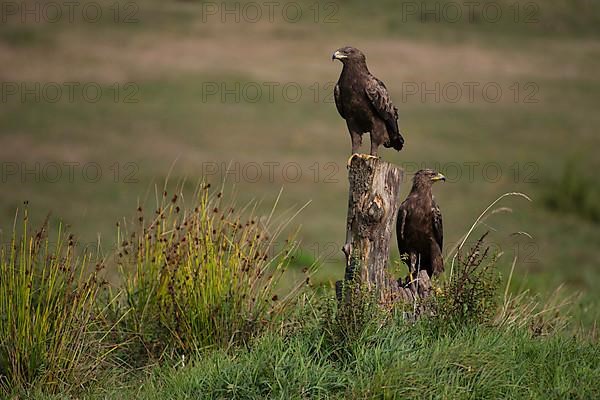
{"left": 332, "top": 46, "right": 404, "bottom": 161}
{"left": 396, "top": 169, "right": 446, "bottom": 278}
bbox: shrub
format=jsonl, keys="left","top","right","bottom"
{"left": 116, "top": 185, "right": 304, "bottom": 359}
{"left": 320, "top": 283, "right": 387, "bottom": 361}
{"left": 427, "top": 234, "right": 501, "bottom": 329}
{"left": 0, "top": 209, "right": 107, "bottom": 395}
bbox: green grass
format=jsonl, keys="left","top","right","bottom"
{"left": 0, "top": 209, "right": 108, "bottom": 394}
{"left": 29, "top": 284, "right": 600, "bottom": 400}
{"left": 89, "top": 324, "right": 598, "bottom": 400}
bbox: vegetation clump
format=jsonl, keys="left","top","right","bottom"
{"left": 427, "top": 233, "right": 501, "bottom": 330}
{"left": 0, "top": 210, "right": 107, "bottom": 395}
{"left": 116, "top": 185, "right": 303, "bottom": 360}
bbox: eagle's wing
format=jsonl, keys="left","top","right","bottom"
{"left": 365, "top": 76, "right": 398, "bottom": 127}
{"left": 334, "top": 83, "right": 345, "bottom": 119}
{"left": 432, "top": 198, "right": 443, "bottom": 251}
{"left": 365, "top": 76, "right": 404, "bottom": 149}
{"left": 396, "top": 202, "right": 408, "bottom": 253}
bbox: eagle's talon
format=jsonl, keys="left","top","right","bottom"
{"left": 363, "top": 154, "right": 379, "bottom": 161}
{"left": 346, "top": 153, "right": 361, "bottom": 168}
{"left": 347, "top": 153, "right": 380, "bottom": 168}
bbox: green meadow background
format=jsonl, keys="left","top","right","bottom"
{"left": 1, "top": 0, "right": 599, "bottom": 328}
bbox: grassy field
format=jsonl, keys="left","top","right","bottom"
{"left": 1, "top": 0, "right": 599, "bottom": 397}
{"left": 34, "top": 322, "right": 600, "bottom": 399}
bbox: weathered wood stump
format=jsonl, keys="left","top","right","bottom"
{"left": 336, "top": 156, "right": 433, "bottom": 307}
{"left": 394, "top": 270, "right": 432, "bottom": 305}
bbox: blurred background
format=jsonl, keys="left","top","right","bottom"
{"left": 1, "top": 0, "right": 599, "bottom": 327}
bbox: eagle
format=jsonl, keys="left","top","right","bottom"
{"left": 396, "top": 169, "right": 446, "bottom": 279}
{"left": 332, "top": 46, "right": 404, "bottom": 163}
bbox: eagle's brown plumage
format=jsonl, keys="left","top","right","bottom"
{"left": 333, "top": 46, "right": 404, "bottom": 156}
{"left": 397, "top": 169, "right": 445, "bottom": 278}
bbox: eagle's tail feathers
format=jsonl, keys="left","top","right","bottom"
{"left": 384, "top": 120, "right": 404, "bottom": 151}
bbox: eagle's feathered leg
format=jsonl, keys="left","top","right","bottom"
{"left": 407, "top": 253, "right": 418, "bottom": 286}
{"left": 350, "top": 129, "right": 362, "bottom": 153}
{"left": 399, "top": 209, "right": 406, "bottom": 241}
{"left": 346, "top": 130, "right": 364, "bottom": 168}
{"left": 370, "top": 137, "right": 380, "bottom": 157}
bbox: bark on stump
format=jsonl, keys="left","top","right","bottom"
{"left": 336, "top": 156, "right": 402, "bottom": 303}
{"left": 335, "top": 156, "right": 433, "bottom": 307}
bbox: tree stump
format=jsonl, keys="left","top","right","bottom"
{"left": 337, "top": 156, "right": 403, "bottom": 302}
{"left": 335, "top": 156, "right": 434, "bottom": 308}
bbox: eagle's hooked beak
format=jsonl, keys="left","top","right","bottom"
{"left": 332, "top": 50, "right": 347, "bottom": 61}
{"left": 431, "top": 173, "right": 446, "bottom": 182}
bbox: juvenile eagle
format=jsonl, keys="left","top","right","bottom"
{"left": 332, "top": 46, "right": 404, "bottom": 161}
{"left": 396, "top": 169, "right": 446, "bottom": 278}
